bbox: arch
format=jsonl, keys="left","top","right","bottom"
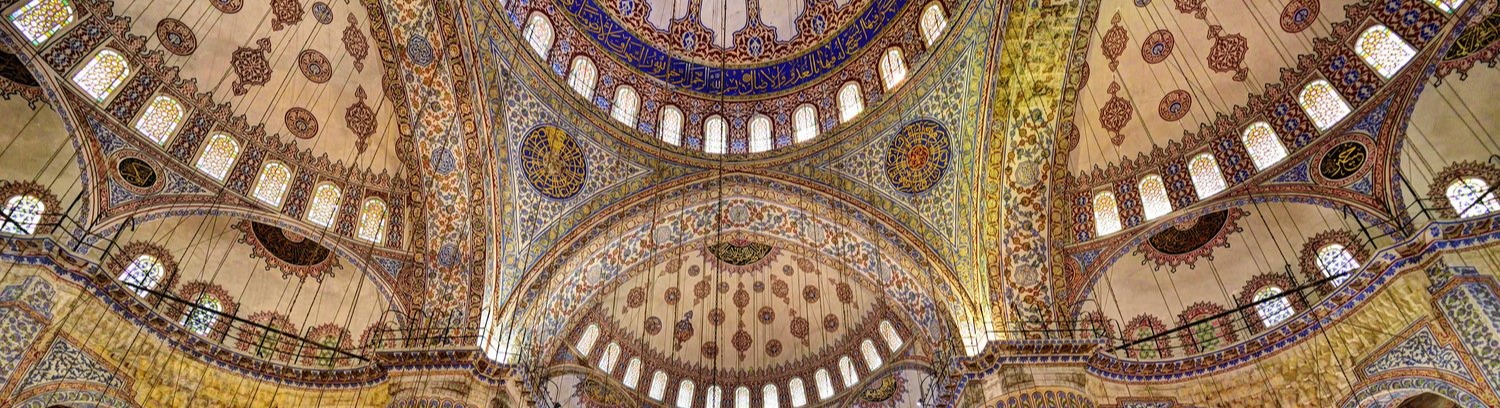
{"left": 251, "top": 161, "right": 293, "bottom": 208}
{"left": 114, "top": 242, "right": 177, "bottom": 298}
{"left": 748, "top": 114, "right": 773, "bottom": 153}
{"left": 1138, "top": 174, "right": 1172, "bottom": 220}
{"left": 1423, "top": 0, "right": 1464, "bottom": 14}
{"left": 1356, "top": 25, "right": 1417, "bottom": 79}
{"left": 659, "top": 105, "right": 684, "bottom": 146}
{"left": 357, "top": 197, "right": 389, "bottom": 243}
{"left": 735, "top": 386, "right": 751, "bottom": 408}
{"left": 859, "top": 339, "right": 883, "bottom": 370}
{"left": 787, "top": 378, "right": 808, "bottom": 407}
{"left": 182, "top": 292, "right": 225, "bottom": 336}
{"left": 575, "top": 324, "right": 600, "bottom": 355}
{"left": 1093, "top": 191, "right": 1122, "bottom": 236}
{"left": 878, "top": 320, "right": 903, "bottom": 351}
{"left": 7, "top": 0, "right": 75, "bottom": 45}
{"left": 305, "top": 183, "right": 343, "bottom": 227}
{"left": 1253, "top": 286, "right": 1293, "bottom": 328}
{"left": 72, "top": 49, "right": 130, "bottom": 102}
{"left": 704, "top": 115, "right": 728, "bottom": 154}
{"left": 10, "top": 388, "right": 137, "bottom": 408}
{"left": 522, "top": 13, "right": 553, "bottom": 58}
{"left": 567, "top": 56, "right": 597, "bottom": 99}
{"left": 838, "top": 356, "right": 858, "bottom": 387}
{"left": 1316, "top": 244, "right": 1360, "bottom": 287}
{"left": 1241, "top": 122, "right": 1288, "bottom": 170}
{"left": 676, "top": 380, "right": 695, "bottom": 408}
{"left": 838, "top": 82, "right": 864, "bottom": 122}
{"left": 133, "top": 95, "right": 185, "bottom": 145}
{"left": 814, "top": 369, "right": 834, "bottom": 400}
{"left": 879, "top": 47, "right": 907, "bottom": 90}
{"left": 648, "top": 370, "right": 669, "bottom": 401}
{"left": 1445, "top": 177, "right": 1500, "bottom": 218}
{"left": 792, "top": 104, "right": 818, "bottom": 143}
{"left": 611, "top": 86, "right": 639, "bottom": 127}
{"left": 1, "top": 194, "right": 44, "bottom": 234}
{"left": 704, "top": 385, "right": 723, "bottom": 408}
{"left": 194, "top": 133, "right": 241, "bottom": 181}
{"left": 1188, "top": 153, "right": 1227, "bottom": 199}
{"left": 920, "top": 3, "right": 947, "bottom": 46}
{"left": 598, "top": 342, "right": 621, "bottom": 373}
{"left": 1299, "top": 79, "right": 1352, "bottom": 131}
{"left": 1339, "top": 376, "right": 1488, "bottom": 408}
{"left": 622, "top": 357, "right": 643, "bottom": 388}
{"left": 761, "top": 384, "right": 779, "bottom": 408}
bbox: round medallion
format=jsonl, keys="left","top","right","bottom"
{"left": 116, "top": 157, "right": 158, "bottom": 189}
{"left": 823, "top": 314, "right": 840, "bottom": 332}
{"left": 664, "top": 287, "right": 681, "bottom": 305}
{"left": 1147, "top": 210, "right": 1233, "bottom": 255}
{"left": 284, "top": 108, "right": 319, "bottom": 139}
{"left": 765, "top": 339, "right": 783, "bottom": 357}
{"left": 155, "top": 19, "right": 197, "bottom": 56}
{"left": 520, "top": 126, "right": 588, "bottom": 199}
{"left": 884, "top": 119, "right": 951, "bottom": 194}
{"left": 702, "top": 341, "right": 719, "bottom": 359}
{"left": 1280, "top": 0, "right": 1319, "bottom": 33}
{"left": 1318, "top": 140, "right": 1368, "bottom": 181}
{"left": 297, "top": 49, "right": 333, "bottom": 83}
{"left": 406, "top": 35, "right": 435, "bottom": 66}
{"left": 1158, "top": 90, "right": 1193, "bottom": 121}
{"left": 708, "top": 308, "right": 725, "bottom": 326}
{"left": 757, "top": 306, "right": 775, "bottom": 324}
{"left": 644, "top": 316, "right": 662, "bottom": 335}
{"left": 1141, "top": 29, "right": 1174, "bottom": 64}
{"left": 312, "top": 2, "right": 334, "bottom": 24}
{"left": 790, "top": 316, "right": 810, "bottom": 341}
{"left": 211, "top": 0, "right": 243, "bottom": 13}
{"left": 802, "top": 285, "right": 820, "bottom": 303}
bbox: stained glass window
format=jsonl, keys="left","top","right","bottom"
{"left": 793, "top": 105, "right": 818, "bottom": 143}
{"left": 1, "top": 194, "right": 43, "bottom": 234}
{"left": 8, "top": 0, "right": 73, "bottom": 45}
{"left": 1131, "top": 326, "right": 1159, "bottom": 359}
{"left": 787, "top": 378, "right": 807, "bottom": 407}
{"left": 305, "top": 183, "right": 342, "bottom": 227}
{"left": 921, "top": 3, "right": 947, "bottom": 46}
{"left": 523, "top": 13, "right": 553, "bottom": 58}
{"left": 1446, "top": 177, "right": 1500, "bottom": 217}
{"left": 623, "top": 358, "right": 643, "bottom": 389}
{"left": 1298, "top": 80, "right": 1352, "bottom": 131}
{"left": 598, "top": 342, "right": 621, "bottom": 373}
{"left": 762, "top": 384, "right": 780, "bottom": 408}
{"left": 1188, "top": 153, "right": 1227, "bottom": 199}
{"left": 1138, "top": 175, "right": 1172, "bottom": 220}
{"left": 649, "top": 371, "right": 669, "bottom": 400}
{"left": 1254, "top": 286, "right": 1293, "bottom": 328}
{"left": 879, "top": 47, "right": 907, "bottom": 90}
{"left": 357, "top": 198, "right": 388, "bottom": 243}
{"left": 567, "top": 57, "right": 597, "bottom": 99}
{"left": 878, "top": 320, "right": 902, "bottom": 352}
{"left": 814, "top": 369, "right": 834, "bottom": 399}
{"left": 705, "top": 385, "right": 723, "bottom": 408}
{"left": 735, "top": 386, "right": 752, "bottom": 408}
{"left": 838, "top": 83, "right": 863, "bottom": 122}
{"left": 838, "top": 356, "right": 858, "bottom": 387}
{"left": 1190, "top": 321, "right": 1219, "bottom": 352}
{"left": 576, "top": 324, "right": 600, "bottom": 355}
{"left": 1424, "top": 0, "right": 1464, "bottom": 13}
{"left": 611, "top": 86, "right": 638, "bottom": 127}
{"left": 704, "top": 115, "right": 728, "bottom": 154}
{"left": 1316, "top": 244, "right": 1359, "bottom": 287}
{"left": 1093, "top": 191, "right": 1123, "bottom": 236}
{"left": 1241, "top": 122, "right": 1288, "bottom": 170}
{"left": 1356, "top": 25, "right": 1417, "bottom": 79}
{"left": 120, "top": 255, "right": 164, "bottom": 297}
{"left": 859, "top": 339, "right": 883, "bottom": 370}
{"left": 72, "top": 49, "right": 130, "bottom": 102}
{"left": 251, "top": 161, "right": 292, "bottom": 207}
{"left": 134, "top": 95, "right": 185, "bottom": 144}
{"left": 195, "top": 133, "right": 240, "bottom": 181}
{"left": 660, "top": 105, "right": 684, "bottom": 146}
{"left": 183, "top": 293, "right": 222, "bottom": 336}
{"left": 749, "top": 114, "right": 773, "bottom": 153}
{"left": 676, "top": 380, "right": 695, "bottom": 408}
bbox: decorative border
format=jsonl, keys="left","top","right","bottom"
{"left": 1425, "top": 161, "right": 1500, "bottom": 218}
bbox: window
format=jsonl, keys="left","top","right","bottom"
{"left": 576, "top": 324, "right": 600, "bottom": 355}
{"left": 611, "top": 86, "right": 639, "bottom": 127}
{"left": 676, "top": 380, "right": 696, "bottom": 408}
{"left": 567, "top": 57, "right": 597, "bottom": 99}
{"left": 522, "top": 13, "right": 553, "bottom": 58}
{"left": 838, "top": 356, "right": 858, "bottom": 387}
{"left": 135, "top": 95, "right": 185, "bottom": 144}
{"left": 1298, "top": 80, "right": 1352, "bottom": 131}
{"left": 1093, "top": 191, "right": 1122, "bottom": 236}
{"left": 1138, "top": 175, "right": 1172, "bottom": 220}
{"left": 120, "top": 255, "right": 164, "bottom": 297}
{"left": 660, "top": 106, "right": 684, "bottom": 146}
{"left": 183, "top": 294, "right": 223, "bottom": 336}
{"left": 623, "top": 358, "right": 643, "bottom": 389}
{"left": 649, "top": 371, "right": 669, "bottom": 400}
{"left": 1424, "top": 0, "right": 1464, "bottom": 13}
{"left": 762, "top": 384, "right": 779, "bottom": 408}
{"left": 1447, "top": 177, "right": 1500, "bottom": 217}
{"left": 8, "top": 0, "right": 73, "bottom": 45}
{"left": 1253, "top": 286, "right": 1293, "bottom": 327}
{"left": 813, "top": 369, "right": 834, "bottom": 400}
{"left": 251, "top": 161, "right": 292, "bottom": 207}
{"left": 704, "top": 115, "right": 728, "bottom": 154}
{"left": 598, "top": 342, "right": 621, "bottom": 373}
{"left": 920, "top": 3, "right": 947, "bottom": 46}
{"left": 1356, "top": 25, "right": 1417, "bottom": 79}
{"left": 859, "top": 339, "right": 883, "bottom": 370}
{"left": 1, "top": 195, "right": 43, "bottom": 234}
{"left": 1316, "top": 244, "right": 1359, "bottom": 287}
{"left": 838, "top": 83, "right": 863, "bottom": 122}
{"left": 793, "top": 105, "right": 818, "bottom": 143}
{"left": 306, "top": 183, "right": 342, "bottom": 227}
{"left": 735, "top": 387, "right": 751, "bottom": 408}
{"left": 72, "top": 49, "right": 130, "bottom": 102}
{"left": 357, "top": 198, "right": 388, "bottom": 243}
{"left": 879, "top": 48, "right": 907, "bottom": 89}
{"left": 1241, "top": 122, "right": 1288, "bottom": 171}
{"left": 877, "top": 321, "right": 902, "bottom": 351}
{"left": 195, "top": 133, "right": 241, "bottom": 181}
{"left": 1188, "top": 153, "right": 1227, "bottom": 199}
{"left": 749, "top": 114, "right": 773, "bottom": 153}
{"left": 705, "top": 385, "right": 723, "bottom": 408}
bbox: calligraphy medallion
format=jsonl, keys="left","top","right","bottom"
{"left": 115, "top": 156, "right": 159, "bottom": 192}
{"left": 885, "top": 119, "right": 951, "bottom": 194}
{"left": 521, "top": 125, "right": 588, "bottom": 199}
{"left": 1317, "top": 140, "right": 1368, "bottom": 182}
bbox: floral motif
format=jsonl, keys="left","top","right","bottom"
{"left": 271, "top": 0, "right": 304, "bottom": 31}
{"left": 297, "top": 49, "right": 333, "bottom": 83}
{"left": 1102, "top": 12, "right": 1128, "bottom": 71}
{"left": 344, "top": 86, "right": 376, "bottom": 153}
{"left": 155, "top": 19, "right": 197, "bottom": 56}
{"left": 233, "top": 220, "right": 340, "bottom": 281}
{"left": 1140, "top": 29, "right": 1174, "bottom": 64}
{"left": 1206, "top": 26, "right": 1249, "bottom": 81}
{"left": 1135, "top": 208, "right": 1247, "bottom": 271}
{"left": 1158, "top": 90, "right": 1192, "bottom": 121}
{"left": 230, "top": 38, "right": 272, "bottom": 95}
{"left": 1280, "top": 0, "right": 1319, "bottom": 33}
{"left": 342, "top": 14, "right": 368, "bottom": 71}
{"left": 284, "top": 107, "right": 319, "bottom": 139}
{"left": 1100, "top": 82, "right": 1134, "bottom": 145}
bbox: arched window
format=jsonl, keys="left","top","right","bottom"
{"left": 1138, "top": 174, "right": 1172, "bottom": 220}
{"left": 838, "top": 356, "right": 858, "bottom": 387}
{"left": 838, "top": 82, "right": 863, "bottom": 122}
{"left": 183, "top": 293, "right": 223, "bottom": 336}
{"left": 879, "top": 47, "right": 907, "bottom": 90}
{"left": 576, "top": 324, "right": 600, "bottom": 355}
{"left": 1093, "top": 191, "right": 1122, "bottom": 236}
{"left": 1298, "top": 80, "right": 1352, "bottom": 131}
{"left": 120, "top": 255, "right": 164, "bottom": 297}
{"left": 1253, "top": 286, "right": 1293, "bottom": 328}
{"left": 567, "top": 57, "right": 597, "bottom": 99}
{"left": 623, "top": 358, "right": 643, "bottom": 388}
{"left": 1356, "top": 25, "right": 1417, "bottom": 79}
{"left": 787, "top": 378, "right": 808, "bottom": 407}
{"left": 676, "top": 380, "right": 696, "bottom": 408}
{"left": 1, "top": 195, "right": 44, "bottom": 234}
{"left": 813, "top": 369, "right": 834, "bottom": 399}
{"left": 357, "top": 198, "right": 388, "bottom": 243}
{"left": 1446, "top": 177, "right": 1500, "bottom": 217}
{"left": 306, "top": 183, "right": 342, "bottom": 227}
{"left": 877, "top": 320, "right": 903, "bottom": 352}
{"left": 920, "top": 3, "right": 947, "bottom": 46}
{"left": 1424, "top": 0, "right": 1463, "bottom": 13}
{"left": 522, "top": 13, "right": 553, "bottom": 58}
{"left": 611, "top": 86, "right": 639, "bottom": 127}
{"left": 7, "top": 0, "right": 74, "bottom": 45}
{"left": 194, "top": 133, "right": 241, "bottom": 181}
{"left": 251, "top": 161, "right": 292, "bottom": 207}
{"left": 1241, "top": 122, "right": 1288, "bottom": 170}
{"left": 859, "top": 339, "right": 883, "bottom": 370}
{"left": 749, "top": 114, "right": 773, "bottom": 153}
{"left": 1316, "top": 244, "right": 1359, "bottom": 287}
{"left": 704, "top": 385, "right": 723, "bottom": 408}
{"left": 793, "top": 105, "right": 818, "bottom": 143}
{"left": 135, "top": 95, "right": 185, "bottom": 144}
{"left": 660, "top": 105, "right": 684, "bottom": 146}
{"left": 598, "top": 342, "right": 621, "bottom": 373}
{"left": 735, "top": 387, "right": 752, "bottom": 408}
{"left": 762, "top": 384, "right": 780, "bottom": 408}
{"left": 648, "top": 371, "right": 669, "bottom": 400}
{"left": 704, "top": 115, "right": 728, "bottom": 154}
{"left": 1188, "top": 153, "right": 1227, "bottom": 199}
{"left": 72, "top": 49, "right": 130, "bottom": 102}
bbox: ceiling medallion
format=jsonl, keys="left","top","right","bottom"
{"left": 231, "top": 38, "right": 273, "bottom": 95}
{"left": 1317, "top": 140, "right": 1368, "bottom": 182}
{"left": 155, "top": 19, "right": 197, "bottom": 56}
{"left": 114, "top": 156, "right": 159, "bottom": 191}
{"left": 285, "top": 107, "right": 320, "bottom": 139}
{"left": 520, "top": 125, "right": 588, "bottom": 200}
{"left": 234, "top": 220, "right": 340, "bottom": 281}
{"left": 708, "top": 239, "right": 773, "bottom": 267}
{"left": 1136, "top": 208, "right": 1247, "bottom": 271}
{"left": 885, "top": 119, "right": 951, "bottom": 194}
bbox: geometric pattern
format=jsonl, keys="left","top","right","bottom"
{"left": 18, "top": 338, "right": 124, "bottom": 390}
{"left": 1436, "top": 278, "right": 1500, "bottom": 397}
{"left": 1361, "top": 326, "right": 1471, "bottom": 380}
{"left": 0, "top": 276, "right": 53, "bottom": 389}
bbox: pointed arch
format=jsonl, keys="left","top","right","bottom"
{"left": 575, "top": 324, "right": 600, "bottom": 355}
{"left": 1315, "top": 244, "right": 1360, "bottom": 287}
{"left": 1093, "top": 190, "right": 1122, "bottom": 236}
{"left": 704, "top": 115, "right": 728, "bottom": 154}
{"left": 859, "top": 339, "right": 883, "bottom": 370}
{"left": 787, "top": 378, "right": 808, "bottom": 407}
{"left": 1138, "top": 174, "right": 1172, "bottom": 220}
{"left": 522, "top": 13, "right": 553, "bottom": 58}
{"left": 676, "top": 380, "right": 696, "bottom": 408}
{"left": 704, "top": 385, "right": 723, "bottom": 408}
{"left": 1188, "top": 153, "right": 1227, "bottom": 199}
{"left": 920, "top": 3, "right": 947, "bottom": 46}
{"left": 838, "top": 82, "right": 863, "bottom": 122}
{"left": 567, "top": 56, "right": 597, "bottom": 99}
{"left": 357, "top": 197, "right": 389, "bottom": 243}
{"left": 598, "top": 342, "right": 621, "bottom": 373}
{"left": 838, "top": 356, "right": 858, "bottom": 387}
{"left": 1446, "top": 177, "right": 1500, "bottom": 217}
{"left": 649, "top": 370, "right": 669, "bottom": 401}
{"left": 749, "top": 114, "right": 773, "bottom": 153}
{"left": 762, "top": 384, "right": 779, "bottom": 408}
{"left": 1, "top": 194, "right": 44, "bottom": 234}
{"left": 793, "top": 104, "right": 818, "bottom": 143}
{"left": 879, "top": 47, "right": 907, "bottom": 89}
{"left": 1424, "top": 0, "right": 1463, "bottom": 13}
{"left": 814, "top": 369, "right": 834, "bottom": 400}
{"left": 611, "top": 86, "right": 639, "bottom": 127}
{"left": 1253, "top": 286, "right": 1294, "bottom": 327}
{"left": 622, "top": 358, "right": 643, "bottom": 389}
{"left": 660, "top": 105, "right": 684, "bottom": 146}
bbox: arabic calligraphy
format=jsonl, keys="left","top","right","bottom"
{"left": 1318, "top": 141, "right": 1366, "bottom": 181}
